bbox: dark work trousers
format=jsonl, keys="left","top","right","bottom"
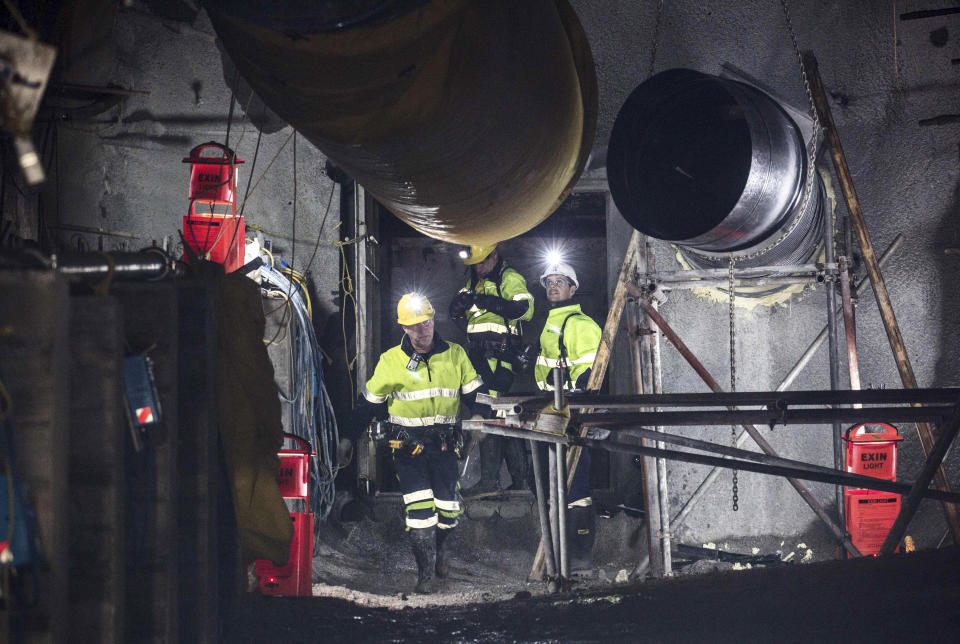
{"left": 469, "top": 351, "right": 528, "bottom": 487}
{"left": 392, "top": 430, "right": 462, "bottom": 530}
{"left": 479, "top": 434, "right": 528, "bottom": 488}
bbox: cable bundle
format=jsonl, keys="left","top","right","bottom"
{"left": 260, "top": 261, "right": 340, "bottom": 523}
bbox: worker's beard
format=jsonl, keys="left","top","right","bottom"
{"left": 410, "top": 334, "right": 434, "bottom": 354}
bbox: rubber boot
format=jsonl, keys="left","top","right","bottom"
{"left": 464, "top": 436, "right": 502, "bottom": 497}
{"left": 568, "top": 505, "right": 596, "bottom": 575}
{"left": 504, "top": 439, "right": 529, "bottom": 491}
{"left": 435, "top": 528, "right": 452, "bottom": 578}
{"left": 410, "top": 527, "right": 437, "bottom": 594}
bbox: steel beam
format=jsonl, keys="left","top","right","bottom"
{"left": 576, "top": 406, "right": 951, "bottom": 427}
{"left": 483, "top": 387, "right": 958, "bottom": 413}
{"left": 612, "top": 425, "right": 960, "bottom": 502}
{"left": 574, "top": 437, "right": 960, "bottom": 505}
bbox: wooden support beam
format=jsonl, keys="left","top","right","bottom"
{"left": 529, "top": 230, "right": 642, "bottom": 580}
{"left": 803, "top": 50, "right": 960, "bottom": 544}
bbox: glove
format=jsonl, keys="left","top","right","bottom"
{"left": 473, "top": 293, "right": 501, "bottom": 313}
{"left": 449, "top": 291, "right": 475, "bottom": 319}
{"left": 474, "top": 293, "right": 530, "bottom": 320}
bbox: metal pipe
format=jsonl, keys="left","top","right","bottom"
{"left": 880, "top": 400, "right": 960, "bottom": 554}
{"left": 608, "top": 69, "right": 824, "bottom": 269}
{"left": 639, "top": 307, "right": 664, "bottom": 578}
{"left": 461, "top": 422, "right": 567, "bottom": 443}
{"left": 552, "top": 367, "right": 564, "bottom": 410}
{"left": 578, "top": 406, "right": 950, "bottom": 427}
{"left": 615, "top": 425, "right": 922, "bottom": 491}
{"left": 574, "top": 437, "right": 960, "bottom": 506}
{"left": 657, "top": 276, "right": 823, "bottom": 290}
{"left": 838, "top": 255, "right": 862, "bottom": 396}
{"left": 650, "top": 301, "right": 672, "bottom": 576}
{"left": 205, "top": 1, "right": 596, "bottom": 245}
{"left": 55, "top": 250, "right": 177, "bottom": 280}
{"left": 556, "top": 443, "right": 569, "bottom": 580}
{"left": 654, "top": 263, "right": 834, "bottom": 281}
{"left": 491, "top": 385, "right": 957, "bottom": 411}
{"left": 548, "top": 446, "right": 561, "bottom": 578}
{"left": 628, "top": 295, "right": 661, "bottom": 577}
{"left": 641, "top": 301, "right": 861, "bottom": 557}
{"left": 529, "top": 442, "right": 557, "bottom": 579}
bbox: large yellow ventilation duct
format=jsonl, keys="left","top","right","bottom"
{"left": 205, "top": 0, "right": 597, "bottom": 245}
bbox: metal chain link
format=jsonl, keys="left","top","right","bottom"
{"left": 688, "top": 0, "right": 821, "bottom": 266}
{"left": 728, "top": 257, "right": 739, "bottom": 511}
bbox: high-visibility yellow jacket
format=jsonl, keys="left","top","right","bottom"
{"left": 460, "top": 261, "right": 534, "bottom": 339}
{"left": 536, "top": 303, "right": 601, "bottom": 391}
{"left": 363, "top": 334, "right": 483, "bottom": 427}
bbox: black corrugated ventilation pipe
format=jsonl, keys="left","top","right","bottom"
{"left": 203, "top": 0, "right": 597, "bottom": 245}
{"left": 607, "top": 69, "right": 824, "bottom": 270}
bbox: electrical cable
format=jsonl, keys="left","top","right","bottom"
{"left": 239, "top": 130, "right": 295, "bottom": 210}
{"left": 260, "top": 262, "right": 341, "bottom": 526}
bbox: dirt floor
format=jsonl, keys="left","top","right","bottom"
{"left": 225, "top": 493, "right": 960, "bottom": 641}
{"left": 305, "top": 494, "right": 638, "bottom": 610}
{"left": 228, "top": 545, "right": 960, "bottom": 642}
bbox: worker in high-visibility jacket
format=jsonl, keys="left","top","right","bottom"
{"left": 348, "top": 292, "right": 487, "bottom": 594}
{"left": 536, "top": 260, "right": 601, "bottom": 573}
{"left": 449, "top": 243, "right": 534, "bottom": 497}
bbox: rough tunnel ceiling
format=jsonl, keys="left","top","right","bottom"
{"left": 205, "top": 0, "right": 598, "bottom": 245}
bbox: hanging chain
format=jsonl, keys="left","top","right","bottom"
{"left": 728, "top": 257, "right": 739, "bottom": 512}
{"left": 647, "top": 0, "right": 665, "bottom": 79}
{"left": 688, "top": 0, "right": 821, "bottom": 267}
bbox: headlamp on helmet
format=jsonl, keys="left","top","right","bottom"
{"left": 459, "top": 243, "right": 497, "bottom": 265}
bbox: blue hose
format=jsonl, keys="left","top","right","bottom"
{"left": 260, "top": 263, "right": 340, "bottom": 523}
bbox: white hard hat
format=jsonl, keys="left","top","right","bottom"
{"left": 540, "top": 262, "right": 579, "bottom": 288}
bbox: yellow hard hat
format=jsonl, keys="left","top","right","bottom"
{"left": 458, "top": 243, "right": 497, "bottom": 265}
{"left": 397, "top": 292, "right": 435, "bottom": 326}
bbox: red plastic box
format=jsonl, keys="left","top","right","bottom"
{"left": 255, "top": 511, "right": 313, "bottom": 597}
{"left": 181, "top": 213, "right": 245, "bottom": 273}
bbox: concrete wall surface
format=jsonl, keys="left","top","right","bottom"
{"left": 574, "top": 0, "right": 960, "bottom": 550}
{"left": 39, "top": 5, "right": 341, "bottom": 324}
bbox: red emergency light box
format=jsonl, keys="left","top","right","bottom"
{"left": 181, "top": 213, "right": 245, "bottom": 273}
{"left": 844, "top": 423, "right": 903, "bottom": 482}
{"left": 255, "top": 511, "right": 313, "bottom": 597}
{"left": 254, "top": 434, "right": 314, "bottom": 597}
{"left": 843, "top": 423, "right": 903, "bottom": 556}
{"left": 845, "top": 489, "right": 900, "bottom": 555}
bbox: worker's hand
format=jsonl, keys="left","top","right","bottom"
{"left": 472, "top": 293, "right": 500, "bottom": 312}
{"left": 448, "top": 291, "right": 474, "bottom": 319}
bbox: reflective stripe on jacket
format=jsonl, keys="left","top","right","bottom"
{"left": 363, "top": 335, "right": 481, "bottom": 427}
{"left": 462, "top": 264, "right": 534, "bottom": 337}
{"left": 536, "top": 303, "right": 601, "bottom": 391}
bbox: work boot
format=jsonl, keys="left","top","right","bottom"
{"left": 567, "top": 505, "right": 596, "bottom": 575}
{"left": 435, "top": 528, "right": 453, "bottom": 579}
{"left": 410, "top": 527, "right": 437, "bottom": 594}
